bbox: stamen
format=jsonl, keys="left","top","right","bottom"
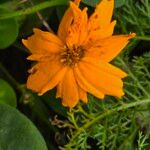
{"left": 60, "top": 45, "right": 85, "bottom": 67}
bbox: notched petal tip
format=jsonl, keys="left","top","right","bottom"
{"left": 117, "top": 90, "right": 125, "bottom": 99}
{"left": 38, "top": 92, "right": 43, "bottom": 96}
{"left": 122, "top": 72, "right": 128, "bottom": 78}
{"left": 74, "top": 0, "right": 81, "bottom": 5}
{"left": 112, "top": 20, "right": 117, "bottom": 25}
{"left": 70, "top": 1, "right": 81, "bottom": 12}
{"left": 22, "top": 39, "right": 27, "bottom": 46}
{"left": 26, "top": 56, "right": 31, "bottom": 60}
{"left": 82, "top": 99, "right": 88, "bottom": 104}
{"left": 22, "top": 29, "right": 40, "bottom": 48}
{"left": 62, "top": 101, "right": 77, "bottom": 108}
{"left": 69, "top": 1, "right": 75, "bottom": 7}
{"left": 33, "top": 28, "right": 41, "bottom": 34}
{"left": 62, "top": 102, "right": 67, "bottom": 107}
{"left": 93, "top": 0, "right": 114, "bottom": 26}
{"left": 129, "top": 33, "right": 136, "bottom": 38}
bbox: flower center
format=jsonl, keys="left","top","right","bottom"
{"left": 60, "top": 45, "right": 85, "bottom": 67}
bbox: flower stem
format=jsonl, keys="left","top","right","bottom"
{"left": 66, "top": 99, "right": 150, "bottom": 147}
{"left": 0, "top": 0, "right": 69, "bottom": 20}
{"left": 135, "top": 36, "right": 150, "bottom": 41}
{"left": 29, "top": 0, "right": 54, "bottom": 33}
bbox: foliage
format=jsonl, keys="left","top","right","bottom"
{"left": 0, "top": 79, "right": 17, "bottom": 107}
{"left": 0, "top": 7, "right": 19, "bottom": 49}
{"left": 115, "top": 0, "right": 150, "bottom": 35}
{"left": 0, "top": 0, "right": 150, "bottom": 149}
{"left": 137, "top": 131, "right": 149, "bottom": 150}
{"left": 0, "top": 104, "right": 47, "bottom": 150}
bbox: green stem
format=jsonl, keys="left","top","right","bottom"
{"left": 0, "top": 0, "right": 69, "bottom": 20}
{"left": 78, "top": 105, "right": 93, "bottom": 119}
{"left": 124, "top": 89, "right": 139, "bottom": 101}
{"left": 118, "top": 128, "right": 138, "bottom": 150}
{"left": 117, "top": 58, "right": 150, "bottom": 97}
{"left": 135, "top": 36, "right": 150, "bottom": 41}
{"left": 68, "top": 111, "right": 79, "bottom": 129}
{"left": 66, "top": 99, "right": 150, "bottom": 148}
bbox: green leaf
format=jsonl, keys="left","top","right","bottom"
{"left": 82, "top": 0, "right": 99, "bottom": 7}
{"left": 0, "top": 79, "right": 17, "bottom": 107}
{"left": 0, "top": 7, "right": 19, "bottom": 49}
{"left": 0, "top": 104, "right": 48, "bottom": 150}
{"left": 115, "top": 0, "right": 126, "bottom": 8}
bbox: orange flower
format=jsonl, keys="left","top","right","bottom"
{"left": 22, "top": 0, "right": 135, "bottom": 108}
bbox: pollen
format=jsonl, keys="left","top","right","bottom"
{"left": 60, "top": 45, "right": 85, "bottom": 67}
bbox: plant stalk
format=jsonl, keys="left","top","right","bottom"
{"left": 0, "top": 0, "right": 69, "bottom": 19}
{"left": 66, "top": 99, "right": 150, "bottom": 147}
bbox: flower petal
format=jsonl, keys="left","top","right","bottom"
{"left": 78, "top": 86, "right": 88, "bottom": 103}
{"left": 56, "top": 79, "right": 87, "bottom": 104}
{"left": 27, "top": 57, "right": 64, "bottom": 94}
{"left": 86, "top": 20, "right": 116, "bottom": 44}
{"left": 74, "top": 65, "right": 104, "bottom": 99}
{"left": 57, "top": 0, "right": 81, "bottom": 42}
{"left": 38, "top": 67, "right": 67, "bottom": 95}
{"left": 66, "top": 2, "right": 88, "bottom": 47}
{"left": 22, "top": 28, "right": 63, "bottom": 54}
{"left": 88, "top": 0, "right": 114, "bottom": 30}
{"left": 83, "top": 57, "right": 127, "bottom": 78}
{"left": 78, "top": 61, "right": 125, "bottom": 98}
{"left": 27, "top": 53, "right": 57, "bottom": 62}
{"left": 56, "top": 82, "right": 62, "bottom": 99}
{"left": 86, "top": 33, "right": 136, "bottom": 62}
{"left": 85, "top": 0, "right": 115, "bottom": 45}
{"left": 61, "top": 69, "right": 79, "bottom": 108}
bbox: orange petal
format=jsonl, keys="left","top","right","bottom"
{"left": 83, "top": 57, "right": 127, "bottom": 78}
{"left": 66, "top": 3, "right": 88, "bottom": 47}
{"left": 73, "top": 6, "right": 88, "bottom": 45}
{"left": 78, "top": 61, "right": 125, "bottom": 98}
{"left": 27, "top": 53, "right": 57, "bottom": 62}
{"left": 22, "top": 28, "right": 63, "bottom": 54}
{"left": 27, "top": 54, "right": 45, "bottom": 61}
{"left": 61, "top": 69, "right": 79, "bottom": 108}
{"left": 88, "top": 0, "right": 114, "bottom": 30}
{"left": 39, "top": 67, "right": 68, "bottom": 95}
{"left": 57, "top": 0, "right": 81, "bottom": 42}
{"left": 87, "top": 33, "right": 136, "bottom": 62}
{"left": 74, "top": 65, "right": 104, "bottom": 99}
{"left": 27, "top": 57, "right": 63, "bottom": 94}
{"left": 57, "top": 78, "right": 88, "bottom": 104}
{"left": 56, "top": 82, "right": 63, "bottom": 98}
{"left": 78, "top": 86, "right": 88, "bottom": 103}
{"left": 87, "top": 20, "right": 116, "bottom": 44}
